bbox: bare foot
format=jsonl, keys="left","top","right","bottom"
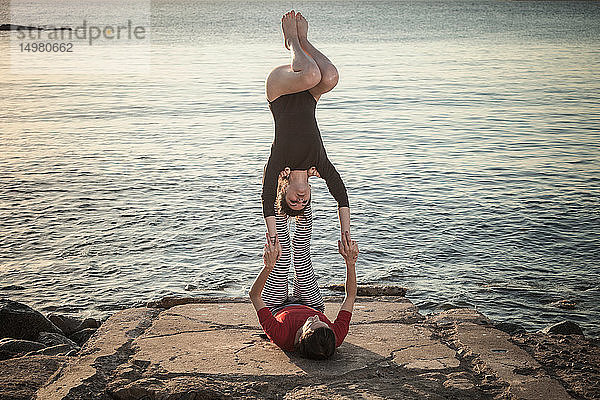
{"left": 281, "top": 10, "right": 298, "bottom": 50}
{"left": 296, "top": 12, "right": 308, "bottom": 40}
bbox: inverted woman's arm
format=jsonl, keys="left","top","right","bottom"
{"left": 264, "top": 216, "right": 277, "bottom": 242}
{"left": 338, "top": 206, "right": 351, "bottom": 238}
{"left": 262, "top": 161, "right": 281, "bottom": 242}
{"left": 316, "top": 154, "right": 351, "bottom": 238}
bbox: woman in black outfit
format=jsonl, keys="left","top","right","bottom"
{"left": 249, "top": 10, "right": 358, "bottom": 360}
{"left": 262, "top": 10, "right": 352, "bottom": 253}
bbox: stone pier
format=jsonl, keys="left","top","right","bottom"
{"left": 2, "top": 297, "right": 581, "bottom": 399}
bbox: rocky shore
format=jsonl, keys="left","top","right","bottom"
{"left": 0, "top": 291, "right": 598, "bottom": 400}
{"left": 0, "top": 299, "right": 102, "bottom": 361}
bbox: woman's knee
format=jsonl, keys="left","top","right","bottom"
{"left": 301, "top": 65, "right": 321, "bottom": 89}
{"left": 319, "top": 65, "right": 338, "bottom": 88}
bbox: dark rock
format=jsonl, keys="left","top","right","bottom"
{"left": 37, "top": 332, "right": 79, "bottom": 349}
{"left": 77, "top": 317, "right": 101, "bottom": 331}
{"left": 69, "top": 328, "right": 97, "bottom": 346}
{"left": 0, "top": 338, "right": 46, "bottom": 353}
{"left": 47, "top": 313, "right": 83, "bottom": 336}
{"left": 511, "top": 332, "right": 600, "bottom": 399}
{"left": 541, "top": 320, "right": 584, "bottom": 336}
{"left": 0, "top": 355, "right": 66, "bottom": 400}
{"left": 494, "top": 322, "right": 526, "bottom": 335}
{"left": 146, "top": 296, "right": 248, "bottom": 309}
{"left": 47, "top": 313, "right": 100, "bottom": 336}
{"left": 0, "top": 24, "right": 71, "bottom": 31}
{"left": 0, "top": 338, "right": 45, "bottom": 360}
{"left": 326, "top": 284, "right": 407, "bottom": 297}
{"left": 26, "top": 343, "right": 76, "bottom": 357}
{"left": 65, "top": 349, "right": 79, "bottom": 356}
{"left": 0, "top": 285, "right": 25, "bottom": 291}
{"left": 0, "top": 23, "right": 42, "bottom": 31}
{"left": 0, "top": 299, "right": 62, "bottom": 340}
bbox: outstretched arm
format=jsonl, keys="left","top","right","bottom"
{"left": 265, "top": 216, "right": 278, "bottom": 244}
{"left": 338, "top": 231, "right": 358, "bottom": 313}
{"left": 262, "top": 163, "right": 283, "bottom": 254}
{"left": 338, "top": 207, "right": 351, "bottom": 241}
{"left": 249, "top": 233, "right": 280, "bottom": 312}
{"left": 316, "top": 155, "right": 352, "bottom": 241}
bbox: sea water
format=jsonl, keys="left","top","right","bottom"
{"left": 1, "top": 0, "right": 599, "bottom": 336}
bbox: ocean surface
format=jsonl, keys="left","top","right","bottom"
{"left": 1, "top": 0, "right": 599, "bottom": 336}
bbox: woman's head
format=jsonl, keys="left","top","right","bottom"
{"left": 277, "top": 173, "right": 311, "bottom": 217}
{"left": 294, "top": 314, "right": 336, "bottom": 360}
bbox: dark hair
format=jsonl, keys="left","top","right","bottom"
{"left": 294, "top": 326, "right": 336, "bottom": 360}
{"left": 276, "top": 175, "right": 310, "bottom": 217}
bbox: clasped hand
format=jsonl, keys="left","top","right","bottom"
{"left": 338, "top": 231, "right": 359, "bottom": 264}
{"left": 263, "top": 233, "right": 281, "bottom": 270}
{"left": 263, "top": 230, "right": 358, "bottom": 272}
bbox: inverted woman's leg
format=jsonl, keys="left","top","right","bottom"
{"left": 296, "top": 12, "right": 339, "bottom": 97}
{"left": 266, "top": 11, "right": 321, "bottom": 102}
{"left": 262, "top": 213, "right": 291, "bottom": 309}
{"left": 291, "top": 203, "right": 324, "bottom": 312}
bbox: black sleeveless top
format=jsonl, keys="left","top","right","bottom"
{"left": 262, "top": 90, "right": 349, "bottom": 218}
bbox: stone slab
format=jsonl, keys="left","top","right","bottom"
{"left": 341, "top": 298, "right": 423, "bottom": 324}
{"left": 31, "top": 300, "right": 577, "bottom": 400}
{"left": 132, "top": 302, "right": 437, "bottom": 377}
{"left": 158, "top": 303, "right": 259, "bottom": 332}
{"left": 428, "top": 308, "right": 491, "bottom": 326}
{"left": 154, "top": 299, "right": 421, "bottom": 329}
{"left": 347, "top": 323, "right": 458, "bottom": 371}
{"left": 0, "top": 355, "right": 66, "bottom": 400}
{"left": 454, "top": 322, "right": 573, "bottom": 400}
{"left": 36, "top": 307, "right": 159, "bottom": 400}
